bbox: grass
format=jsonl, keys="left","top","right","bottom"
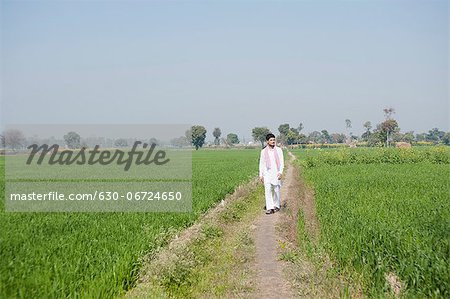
{"left": 292, "top": 147, "right": 450, "bottom": 297}
{"left": 127, "top": 181, "right": 264, "bottom": 298}
{"left": 156, "top": 188, "right": 262, "bottom": 298}
{"left": 0, "top": 149, "right": 259, "bottom": 298}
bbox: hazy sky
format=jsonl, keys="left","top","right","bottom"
{"left": 1, "top": 0, "right": 448, "bottom": 141}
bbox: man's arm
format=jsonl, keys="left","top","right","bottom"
{"left": 278, "top": 147, "right": 284, "bottom": 176}
{"left": 259, "top": 150, "right": 265, "bottom": 180}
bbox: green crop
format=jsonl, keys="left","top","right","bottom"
{"left": 0, "top": 149, "right": 259, "bottom": 298}
{"left": 293, "top": 148, "right": 449, "bottom": 297}
{"left": 298, "top": 146, "right": 449, "bottom": 168}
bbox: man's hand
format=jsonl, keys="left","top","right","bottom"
{"left": 259, "top": 176, "right": 264, "bottom": 183}
{"left": 277, "top": 173, "right": 282, "bottom": 180}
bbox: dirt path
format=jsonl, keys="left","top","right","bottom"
{"left": 124, "top": 150, "right": 335, "bottom": 298}
{"left": 253, "top": 152, "right": 299, "bottom": 298}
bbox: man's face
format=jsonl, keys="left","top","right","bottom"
{"left": 267, "top": 137, "right": 276, "bottom": 147}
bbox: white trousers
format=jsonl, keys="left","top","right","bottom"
{"left": 264, "top": 183, "right": 281, "bottom": 210}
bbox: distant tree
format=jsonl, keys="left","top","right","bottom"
{"left": 277, "top": 124, "right": 302, "bottom": 145}
{"left": 331, "top": 133, "right": 346, "bottom": 144}
{"left": 64, "top": 131, "right": 81, "bottom": 149}
{"left": 185, "top": 128, "right": 192, "bottom": 144}
{"left": 278, "top": 124, "right": 290, "bottom": 136}
{"left": 361, "top": 121, "right": 372, "bottom": 141}
{"left": 149, "top": 137, "right": 159, "bottom": 145}
{"left": 383, "top": 107, "right": 395, "bottom": 119}
{"left": 361, "top": 131, "right": 370, "bottom": 141}
{"left": 381, "top": 107, "right": 398, "bottom": 146}
{"left": 363, "top": 121, "right": 372, "bottom": 131}
{"left": 308, "top": 131, "right": 323, "bottom": 144}
{"left": 2, "top": 129, "right": 26, "bottom": 151}
{"left": 226, "top": 133, "right": 239, "bottom": 144}
{"left": 345, "top": 119, "right": 352, "bottom": 142}
{"left": 298, "top": 133, "right": 307, "bottom": 144}
{"left": 415, "top": 133, "right": 427, "bottom": 142}
{"left": 391, "top": 131, "right": 403, "bottom": 143}
{"left": 442, "top": 132, "right": 450, "bottom": 145}
{"left": 377, "top": 119, "right": 400, "bottom": 147}
{"left": 297, "top": 123, "right": 304, "bottom": 133}
{"left": 367, "top": 130, "right": 384, "bottom": 147}
{"left": 114, "top": 138, "right": 128, "bottom": 147}
{"left": 0, "top": 134, "right": 4, "bottom": 148}
{"left": 189, "top": 125, "right": 207, "bottom": 150}
{"left": 64, "top": 132, "right": 81, "bottom": 149}
{"left": 401, "top": 131, "right": 415, "bottom": 144}
{"left": 276, "top": 134, "right": 287, "bottom": 146}
{"left": 286, "top": 129, "right": 307, "bottom": 145}
{"left": 277, "top": 124, "right": 290, "bottom": 145}
{"left": 213, "top": 128, "right": 221, "bottom": 145}
{"left": 252, "top": 127, "right": 271, "bottom": 148}
{"left": 286, "top": 128, "right": 301, "bottom": 145}
{"left": 345, "top": 119, "right": 352, "bottom": 131}
{"left": 426, "top": 128, "right": 445, "bottom": 144}
{"left": 321, "top": 130, "right": 332, "bottom": 144}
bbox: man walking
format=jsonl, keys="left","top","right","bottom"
{"left": 259, "top": 133, "right": 284, "bottom": 214}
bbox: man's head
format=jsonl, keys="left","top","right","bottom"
{"left": 266, "top": 133, "right": 276, "bottom": 147}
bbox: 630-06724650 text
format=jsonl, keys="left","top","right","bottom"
{"left": 9, "top": 191, "right": 184, "bottom": 201}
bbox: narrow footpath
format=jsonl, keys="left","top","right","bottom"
{"left": 253, "top": 152, "right": 299, "bottom": 298}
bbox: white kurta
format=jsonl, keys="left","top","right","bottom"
{"left": 259, "top": 146, "right": 284, "bottom": 210}
{"left": 259, "top": 146, "right": 284, "bottom": 186}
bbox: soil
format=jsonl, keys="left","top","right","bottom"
{"left": 252, "top": 152, "right": 300, "bottom": 298}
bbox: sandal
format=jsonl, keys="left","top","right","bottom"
{"left": 274, "top": 207, "right": 280, "bottom": 212}
{"left": 265, "top": 209, "right": 274, "bottom": 215}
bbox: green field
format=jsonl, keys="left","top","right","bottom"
{"left": 3, "top": 147, "right": 448, "bottom": 297}
{"left": 0, "top": 149, "right": 259, "bottom": 298}
{"left": 293, "top": 147, "right": 449, "bottom": 297}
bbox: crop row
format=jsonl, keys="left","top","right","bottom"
{"left": 294, "top": 149, "right": 449, "bottom": 297}
{"left": 298, "top": 146, "right": 449, "bottom": 168}
{"left": 0, "top": 150, "right": 259, "bottom": 298}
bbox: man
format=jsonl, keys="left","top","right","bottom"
{"left": 259, "top": 133, "right": 284, "bottom": 214}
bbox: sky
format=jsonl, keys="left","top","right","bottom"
{"left": 1, "top": 0, "right": 448, "bottom": 142}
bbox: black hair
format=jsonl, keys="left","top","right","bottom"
{"left": 265, "top": 133, "right": 276, "bottom": 141}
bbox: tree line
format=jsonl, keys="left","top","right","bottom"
{"left": 1, "top": 108, "right": 449, "bottom": 151}
{"left": 251, "top": 108, "right": 449, "bottom": 148}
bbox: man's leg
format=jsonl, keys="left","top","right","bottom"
{"left": 264, "top": 183, "right": 275, "bottom": 210}
{"left": 273, "top": 184, "right": 281, "bottom": 209}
